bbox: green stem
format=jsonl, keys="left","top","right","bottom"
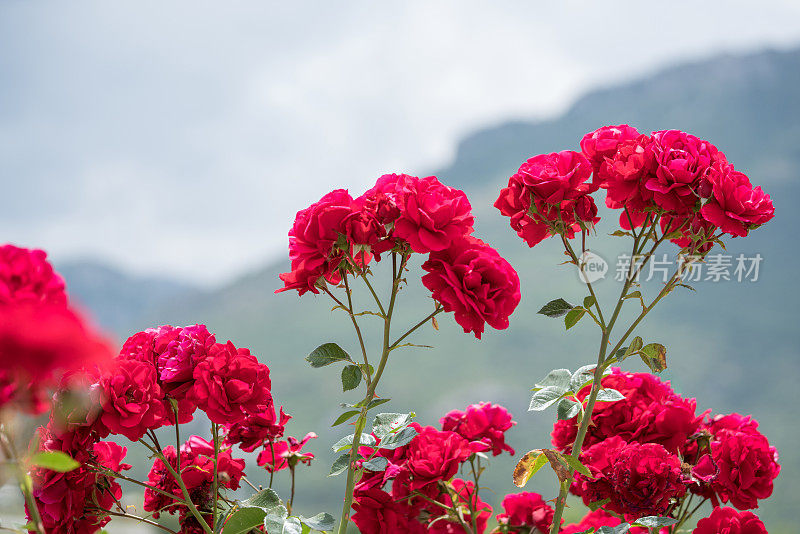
{"left": 0, "top": 425, "right": 44, "bottom": 534}
{"left": 211, "top": 423, "right": 220, "bottom": 532}
{"left": 97, "top": 509, "right": 178, "bottom": 534}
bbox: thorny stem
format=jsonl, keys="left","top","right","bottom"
{"left": 342, "top": 273, "right": 372, "bottom": 386}
{"left": 211, "top": 423, "right": 220, "bottom": 532}
{"left": 139, "top": 438, "right": 213, "bottom": 534}
{"left": 336, "top": 251, "right": 413, "bottom": 534}
{"left": 98, "top": 509, "right": 179, "bottom": 534}
{"left": 287, "top": 464, "right": 296, "bottom": 515}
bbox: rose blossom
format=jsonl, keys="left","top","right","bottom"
{"left": 552, "top": 368, "right": 701, "bottom": 453}
{"left": 225, "top": 405, "right": 291, "bottom": 452}
{"left": 421, "top": 236, "right": 520, "bottom": 339}
{"left": 646, "top": 130, "right": 726, "bottom": 214}
{"left": 277, "top": 189, "right": 354, "bottom": 295}
{"left": 597, "top": 134, "right": 658, "bottom": 229}
{"left": 30, "top": 440, "right": 130, "bottom": 534}
{"left": 495, "top": 151, "right": 598, "bottom": 247}
{"left": 700, "top": 163, "right": 774, "bottom": 237}
{"left": 402, "top": 425, "right": 476, "bottom": 492}
{"left": 575, "top": 436, "right": 686, "bottom": 518}
{"left": 580, "top": 124, "right": 641, "bottom": 175}
{"left": 694, "top": 419, "right": 780, "bottom": 510}
{"left": 351, "top": 488, "right": 426, "bottom": 534}
{"left": 428, "top": 479, "right": 492, "bottom": 534}
{"left": 440, "top": 402, "right": 516, "bottom": 456}
{"left": 189, "top": 340, "right": 272, "bottom": 424}
{"left": 95, "top": 358, "right": 166, "bottom": 441}
{"left": 0, "top": 304, "right": 114, "bottom": 413}
{"left": 370, "top": 173, "right": 474, "bottom": 254}
{"left": 494, "top": 492, "right": 554, "bottom": 533}
{"left": 257, "top": 432, "right": 317, "bottom": 472}
{"left": 693, "top": 507, "right": 767, "bottom": 534}
{"left": 0, "top": 244, "right": 67, "bottom": 307}
{"left": 561, "top": 509, "right": 649, "bottom": 534}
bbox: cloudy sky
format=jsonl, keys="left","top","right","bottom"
{"left": 2, "top": 1, "right": 799, "bottom": 286}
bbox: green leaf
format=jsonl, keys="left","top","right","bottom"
{"left": 559, "top": 453, "right": 592, "bottom": 477}
{"left": 610, "top": 230, "right": 633, "bottom": 237}
{"left": 557, "top": 398, "right": 581, "bottom": 420}
{"left": 30, "top": 451, "right": 80, "bottom": 472}
{"left": 537, "top": 298, "right": 574, "bottom": 318}
{"left": 623, "top": 290, "right": 642, "bottom": 300}
{"left": 241, "top": 487, "right": 282, "bottom": 510}
{"left": 624, "top": 336, "right": 643, "bottom": 359}
{"left": 512, "top": 450, "right": 548, "bottom": 487}
{"left": 306, "top": 343, "right": 351, "bottom": 367}
{"left": 300, "top": 513, "right": 335, "bottom": 532}
{"left": 341, "top": 365, "right": 362, "bottom": 392}
{"left": 632, "top": 516, "right": 678, "bottom": 528}
{"left": 331, "top": 410, "right": 360, "bottom": 427}
{"left": 376, "top": 426, "right": 417, "bottom": 450}
{"left": 331, "top": 433, "right": 376, "bottom": 452}
{"left": 570, "top": 365, "right": 597, "bottom": 391}
{"left": 639, "top": 343, "right": 668, "bottom": 373}
{"left": 583, "top": 295, "right": 596, "bottom": 308}
{"left": 534, "top": 369, "right": 572, "bottom": 390}
{"left": 223, "top": 507, "right": 268, "bottom": 534}
{"left": 353, "top": 397, "right": 392, "bottom": 410}
{"left": 597, "top": 525, "right": 630, "bottom": 534}
{"left": 362, "top": 457, "right": 388, "bottom": 471}
{"left": 329, "top": 453, "right": 351, "bottom": 476}
{"left": 372, "top": 412, "right": 415, "bottom": 438}
{"left": 528, "top": 386, "right": 566, "bottom": 411}
{"left": 595, "top": 388, "right": 626, "bottom": 402}
{"left": 564, "top": 308, "right": 586, "bottom": 330}
{"left": 587, "top": 498, "right": 611, "bottom": 511}
{"left": 265, "top": 507, "right": 302, "bottom": 534}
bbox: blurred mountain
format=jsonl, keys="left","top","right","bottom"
{"left": 63, "top": 46, "right": 799, "bottom": 532}
{"left": 56, "top": 260, "right": 197, "bottom": 335}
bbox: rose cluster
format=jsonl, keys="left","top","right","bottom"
{"left": 28, "top": 321, "right": 284, "bottom": 533}
{"left": 349, "top": 402, "right": 517, "bottom": 533}
{"left": 496, "top": 125, "right": 774, "bottom": 250}
{"left": 0, "top": 244, "right": 114, "bottom": 414}
{"left": 551, "top": 368, "right": 778, "bottom": 530}
{"left": 278, "top": 174, "right": 521, "bottom": 339}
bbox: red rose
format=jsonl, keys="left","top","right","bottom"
{"left": 693, "top": 507, "right": 767, "bottom": 534}
{"left": 440, "top": 402, "right": 516, "bottom": 456}
{"left": 351, "top": 488, "right": 427, "bottom": 534}
{"left": 495, "top": 151, "right": 598, "bottom": 247}
{"left": 0, "top": 304, "right": 114, "bottom": 413}
{"left": 580, "top": 124, "right": 641, "bottom": 175}
{"left": 597, "top": 135, "right": 658, "bottom": 229}
{"left": 561, "top": 509, "right": 648, "bottom": 534}
{"left": 428, "top": 479, "right": 492, "bottom": 534}
{"left": 277, "top": 189, "right": 354, "bottom": 295}
{"left": 402, "top": 425, "right": 475, "bottom": 492}
{"left": 700, "top": 164, "right": 774, "bottom": 237}
{"left": 189, "top": 341, "right": 272, "bottom": 424}
{"left": 371, "top": 174, "right": 474, "bottom": 254}
{"left": 225, "top": 405, "right": 291, "bottom": 452}
{"left": 552, "top": 368, "right": 701, "bottom": 454}
{"left": 575, "top": 436, "right": 686, "bottom": 518}
{"left": 422, "top": 236, "right": 520, "bottom": 339}
{"left": 699, "top": 422, "right": 780, "bottom": 510}
{"left": 646, "top": 130, "right": 726, "bottom": 215}
{"left": 495, "top": 491, "right": 554, "bottom": 533}
{"left": 257, "top": 432, "right": 317, "bottom": 472}
{"left": 30, "top": 440, "right": 129, "bottom": 534}
{"left": 0, "top": 244, "right": 67, "bottom": 307}
{"left": 95, "top": 358, "right": 166, "bottom": 441}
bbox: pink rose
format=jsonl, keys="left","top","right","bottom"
{"left": 700, "top": 164, "right": 774, "bottom": 237}
{"left": 0, "top": 244, "right": 67, "bottom": 307}
{"left": 95, "top": 359, "right": 166, "bottom": 441}
{"left": 440, "top": 402, "right": 516, "bottom": 456}
{"left": 371, "top": 173, "right": 474, "bottom": 254}
{"left": 402, "top": 425, "right": 475, "bottom": 492}
{"left": 495, "top": 491, "right": 554, "bottom": 533}
{"left": 580, "top": 124, "right": 641, "bottom": 175}
{"left": 421, "top": 236, "right": 520, "bottom": 339}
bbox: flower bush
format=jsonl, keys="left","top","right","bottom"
{"left": 0, "top": 124, "right": 779, "bottom": 534}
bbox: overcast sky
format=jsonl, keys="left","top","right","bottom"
{"left": 2, "top": 1, "right": 799, "bottom": 286}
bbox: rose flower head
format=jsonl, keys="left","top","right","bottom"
{"left": 693, "top": 507, "right": 767, "bottom": 534}
{"left": 440, "top": 402, "right": 516, "bottom": 456}
{"left": 495, "top": 491, "right": 554, "bottom": 533}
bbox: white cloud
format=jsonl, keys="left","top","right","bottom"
{"left": 1, "top": 1, "right": 799, "bottom": 285}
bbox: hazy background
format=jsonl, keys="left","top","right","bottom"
{"left": 2, "top": 2, "right": 800, "bottom": 532}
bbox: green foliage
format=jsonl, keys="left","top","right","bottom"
{"left": 30, "top": 451, "right": 80, "bottom": 472}
{"left": 537, "top": 298, "right": 574, "bottom": 318}
{"left": 340, "top": 365, "right": 361, "bottom": 391}
{"left": 306, "top": 343, "right": 352, "bottom": 368}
